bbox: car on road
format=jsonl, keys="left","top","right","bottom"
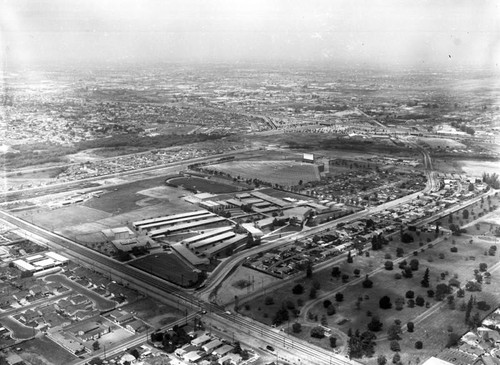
{"left": 265, "top": 345, "right": 275, "bottom": 352}
{"left": 225, "top": 310, "right": 231, "bottom": 315}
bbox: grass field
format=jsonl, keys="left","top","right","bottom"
{"left": 130, "top": 252, "right": 199, "bottom": 287}
{"left": 205, "top": 160, "right": 320, "bottom": 186}
{"left": 168, "top": 176, "right": 240, "bottom": 194}
{"left": 416, "top": 137, "right": 466, "bottom": 149}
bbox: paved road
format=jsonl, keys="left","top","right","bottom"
{"left": 197, "top": 170, "right": 438, "bottom": 303}
{"left": 0, "top": 212, "right": 357, "bottom": 364}
{"left": 0, "top": 291, "right": 72, "bottom": 320}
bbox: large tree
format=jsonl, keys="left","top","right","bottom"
{"left": 379, "top": 295, "right": 392, "bottom": 309}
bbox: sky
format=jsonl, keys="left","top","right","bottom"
{"left": 1, "top": 0, "right": 499, "bottom": 69}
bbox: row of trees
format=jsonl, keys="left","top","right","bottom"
{"left": 483, "top": 172, "right": 500, "bottom": 189}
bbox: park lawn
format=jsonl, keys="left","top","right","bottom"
{"left": 238, "top": 277, "right": 312, "bottom": 326}
{"left": 239, "top": 209, "right": 500, "bottom": 361}
{"left": 468, "top": 220, "right": 499, "bottom": 235}
{"left": 285, "top": 323, "right": 345, "bottom": 353}
{"left": 309, "top": 233, "right": 500, "bottom": 364}
{"left": 130, "top": 252, "right": 199, "bottom": 287}
{"left": 422, "top": 234, "right": 500, "bottom": 285}
{"left": 308, "top": 268, "right": 433, "bottom": 335}
{"left": 18, "top": 336, "right": 76, "bottom": 365}
{"left": 239, "top": 228, "right": 446, "bottom": 328}
{"left": 309, "top": 233, "right": 500, "bottom": 334}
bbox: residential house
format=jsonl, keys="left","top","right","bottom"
{"left": 191, "top": 333, "right": 212, "bottom": 347}
{"left": 69, "top": 294, "right": 90, "bottom": 306}
{"left": 108, "top": 309, "right": 134, "bottom": 324}
{"left": 126, "top": 319, "right": 146, "bottom": 333}
{"left": 212, "top": 344, "right": 234, "bottom": 357}
{"left": 12, "top": 289, "right": 30, "bottom": 302}
{"left": 217, "top": 353, "right": 242, "bottom": 365}
{"left": 202, "top": 339, "right": 223, "bottom": 353}
{"left": 79, "top": 326, "right": 110, "bottom": 341}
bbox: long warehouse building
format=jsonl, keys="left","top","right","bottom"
{"left": 182, "top": 227, "right": 233, "bottom": 246}
{"left": 138, "top": 212, "right": 215, "bottom": 232}
{"left": 132, "top": 210, "right": 210, "bottom": 230}
{"left": 189, "top": 231, "right": 236, "bottom": 252}
{"left": 148, "top": 216, "right": 227, "bottom": 238}
{"left": 203, "top": 234, "right": 247, "bottom": 259}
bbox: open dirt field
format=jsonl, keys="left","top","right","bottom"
{"left": 129, "top": 252, "right": 199, "bottom": 287}
{"left": 206, "top": 160, "right": 320, "bottom": 186}
{"left": 83, "top": 176, "right": 181, "bottom": 214}
{"left": 56, "top": 201, "right": 198, "bottom": 239}
{"left": 23, "top": 205, "right": 112, "bottom": 230}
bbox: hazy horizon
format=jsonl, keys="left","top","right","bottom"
{"left": 2, "top": 0, "right": 499, "bottom": 71}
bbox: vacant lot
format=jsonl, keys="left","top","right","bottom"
{"left": 121, "top": 297, "right": 184, "bottom": 328}
{"left": 130, "top": 252, "right": 199, "bottom": 287}
{"left": 258, "top": 188, "right": 312, "bottom": 201}
{"left": 205, "top": 160, "right": 320, "bottom": 186}
{"left": 214, "top": 265, "right": 282, "bottom": 305}
{"left": 15, "top": 336, "right": 76, "bottom": 365}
